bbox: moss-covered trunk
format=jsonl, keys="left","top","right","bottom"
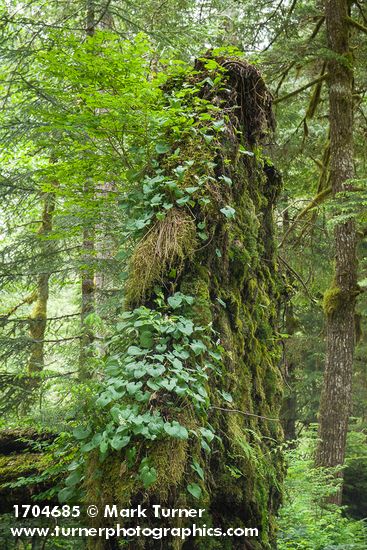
{"left": 28, "top": 192, "right": 55, "bottom": 376}
{"left": 87, "top": 55, "right": 283, "bottom": 550}
{"left": 315, "top": 0, "right": 358, "bottom": 505}
{"left": 79, "top": 0, "right": 97, "bottom": 378}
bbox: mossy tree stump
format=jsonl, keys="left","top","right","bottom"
{"left": 87, "top": 55, "right": 284, "bottom": 550}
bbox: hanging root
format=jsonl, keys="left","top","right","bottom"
{"left": 195, "top": 54, "right": 275, "bottom": 143}
{"left": 222, "top": 59, "right": 275, "bottom": 142}
{"left": 125, "top": 208, "right": 197, "bottom": 305}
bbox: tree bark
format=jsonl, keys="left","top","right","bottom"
{"left": 280, "top": 202, "right": 297, "bottom": 442}
{"left": 315, "top": 0, "right": 358, "bottom": 505}
{"left": 281, "top": 308, "right": 297, "bottom": 442}
{"left": 79, "top": 0, "right": 96, "bottom": 377}
{"left": 79, "top": 196, "right": 96, "bottom": 377}
{"left": 28, "top": 193, "right": 55, "bottom": 377}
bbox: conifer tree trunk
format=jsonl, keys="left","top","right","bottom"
{"left": 88, "top": 56, "right": 283, "bottom": 550}
{"left": 79, "top": 194, "right": 96, "bottom": 376}
{"left": 280, "top": 203, "right": 297, "bottom": 442}
{"left": 79, "top": 0, "right": 96, "bottom": 376}
{"left": 281, "top": 305, "right": 297, "bottom": 442}
{"left": 315, "top": 0, "right": 358, "bottom": 504}
{"left": 94, "top": 182, "right": 118, "bottom": 310}
{"left": 28, "top": 193, "right": 55, "bottom": 377}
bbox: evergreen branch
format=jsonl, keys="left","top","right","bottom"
{"left": 1, "top": 313, "right": 80, "bottom": 324}
{"left": 271, "top": 12, "right": 325, "bottom": 96}
{"left": 279, "top": 186, "right": 332, "bottom": 246}
{"left": 42, "top": 370, "right": 78, "bottom": 379}
{"left": 273, "top": 74, "right": 329, "bottom": 105}
{"left": 1, "top": 336, "right": 82, "bottom": 343}
{"left": 0, "top": 267, "right": 73, "bottom": 279}
{"left": 0, "top": 245, "right": 82, "bottom": 269}
{"left": 0, "top": 181, "right": 38, "bottom": 193}
{"left": 355, "top": 1, "right": 367, "bottom": 25}
{"left": 346, "top": 16, "right": 367, "bottom": 34}
{"left": 88, "top": 0, "right": 112, "bottom": 32}
{"left": 278, "top": 256, "right": 317, "bottom": 304}
{"left": 274, "top": 61, "right": 296, "bottom": 96}
{"left": 307, "top": 16, "right": 325, "bottom": 42}
{"left": 4, "top": 292, "right": 37, "bottom": 318}
{"left": 262, "top": 0, "right": 298, "bottom": 53}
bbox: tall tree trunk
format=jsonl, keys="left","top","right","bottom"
{"left": 280, "top": 200, "right": 297, "bottom": 442}
{"left": 86, "top": 55, "right": 283, "bottom": 550}
{"left": 79, "top": 188, "right": 96, "bottom": 377}
{"left": 79, "top": 0, "right": 96, "bottom": 377}
{"left": 28, "top": 193, "right": 55, "bottom": 377}
{"left": 315, "top": 0, "right": 358, "bottom": 504}
{"left": 281, "top": 305, "right": 297, "bottom": 442}
{"left": 94, "top": 182, "right": 118, "bottom": 308}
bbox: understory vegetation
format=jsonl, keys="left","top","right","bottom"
{"left": 279, "top": 430, "right": 367, "bottom": 549}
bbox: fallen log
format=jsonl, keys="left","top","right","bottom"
{"left": 0, "top": 428, "right": 55, "bottom": 455}
{"left": 0, "top": 428, "right": 56, "bottom": 513}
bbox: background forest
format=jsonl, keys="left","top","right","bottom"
{"left": 0, "top": 0, "right": 367, "bottom": 549}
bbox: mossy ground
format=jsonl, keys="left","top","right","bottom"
{"left": 0, "top": 452, "right": 52, "bottom": 514}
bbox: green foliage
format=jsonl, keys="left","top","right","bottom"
{"left": 0, "top": 30, "right": 167, "bottom": 406}
{"left": 65, "top": 292, "right": 221, "bottom": 499}
{"left": 118, "top": 73, "right": 224, "bottom": 240}
{"left": 323, "top": 181, "right": 367, "bottom": 228}
{"left": 278, "top": 432, "right": 367, "bottom": 550}
{"left": 138, "top": 457, "right": 158, "bottom": 488}
{"left": 343, "top": 429, "right": 367, "bottom": 520}
{"left": 187, "top": 482, "right": 202, "bottom": 499}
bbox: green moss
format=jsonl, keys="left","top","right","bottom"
{"left": 150, "top": 439, "right": 188, "bottom": 499}
{"left": 323, "top": 285, "right": 344, "bottom": 316}
{"left": 0, "top": 453, "right": 47, "bottom": 485}
{"left": 180, "top": 267, "right": 212, "bottom": 326}
{"left": 0, "top": 452, "right": 52, "bottom": 513}
{"left": 125, "top": 208, "right": 197, "bottom": 307}
{"left": 85, "top": 54, "right": 284, "bottom": 550}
